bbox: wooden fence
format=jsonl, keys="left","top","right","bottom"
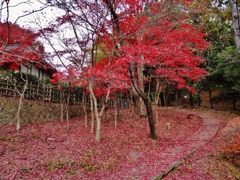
{"left": 0, "top": 80, "right": 129, "bottom": 108}
{"left": 0, "top": 80, "right": 82, "bottom": 104}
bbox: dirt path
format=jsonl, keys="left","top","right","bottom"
{"left": 109, "top": 109, "right": 221, "bottom": 179}
{"left": 159, "top": 108, "right": 239, "bottom": 180}
{"left": 155, "top": 110, "right": 220, "bottom": 179}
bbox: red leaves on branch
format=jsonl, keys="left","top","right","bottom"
{"left": 0, "top": 22, "right": 43, "bottom": 68}
{"left": 48, "top": 0, "right": 209, "bottom": 98}
{"left": 9, "top": 63, "right": 19, "bottom": 70}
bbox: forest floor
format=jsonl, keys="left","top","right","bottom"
{"left": 0, "top": 105, "right": 240, "bottom": 179}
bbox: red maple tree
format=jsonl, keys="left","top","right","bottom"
{"left": 95, "top": 0, "right": 209, "bottom": 139}
{"left": 40, "top": 0, "right": 209, "bottom": 141}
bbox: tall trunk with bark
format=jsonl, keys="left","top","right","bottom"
{"left": 137, "top": 66, "right": 146, "bottom": 115}
{"left": 104, "top": 0, "right": 157, "bottom": 139}
{"left": 229, "top": 0, "right": 240, "bottom": 54}
{"left": 131, "top": 84, "right": 145, "bottom": 116}
{"left": 129, "top": 63, "right": 157, "bottom": 139}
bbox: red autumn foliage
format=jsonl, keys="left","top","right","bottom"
{"left": 47, "top": 0, "right": 209, "bottom": 101}
{"left": 0, "top": 22, "right": 44, "bottom": 70}
{"left": 93, "top": 0, "right": 209, "bottom": 95}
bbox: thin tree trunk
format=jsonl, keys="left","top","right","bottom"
{"left": 82, "top": 93, "right": 88, "bottom": 128}
{"left": 154, "top": 80, "right": 162, "bottom": 121}
{"left": 89, "top": 80, "right": 110, "bottom": 142}
{"left": 154, "top": 78, "right": 161, "bottom": 105}
{"left": 89, "top": 80, "right": 101, "bottom": 142}
{"left": 90, "top": 94, "right": 94, "bottom": 133}
{"left": 128, "top": 91, "right": 136, "bottom": 122}
{"left": 163, "top": 87, "right": 170, "bottom": 110}
{"left": 66, "top": 90, "right": 70, "bottom": 131}
{"left": 229, "top": 0, "right": 240, "bottom": 54}
{"left": 60, "top": 88, "right": 64, "bottom": 122}
{"left": 16, "top": 94, "right": 23, "bottom": 131}
{"left": 208, "top": 87, "right": 213, "bottom": 108}
{"left": 114, "top": 97, "right": 118, "bottom": 129}
{"left": 197, "top": 92, "right": 201, "bottom": 107}
{"left": 104, "top": 102, "right": 107, "bottom": 122}
{"left": 189, "top": 92, "right": 194, "bottom": 108}
{"left": 16, "top": 80, "right": 28, "bottom": 131}
{"left": 175, "top": 89, "right": 179, "bottom": 106}
{"left": 148, "top": 79, "right": 151, "bottom": 98}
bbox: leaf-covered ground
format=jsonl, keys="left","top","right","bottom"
{"left": 0, "top": 107, "right": 238, "bottom": 179}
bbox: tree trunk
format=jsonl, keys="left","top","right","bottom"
{"left": 197, "top": 92, "right": 201, "bottom": 107}
{"left": 114, "top": 97, "right": 118, "bottom": 129}
{"left": 82, "top": 93, "right": 88, "bottom": 128}
{"left": 207, "top": 87, "right": 213, "bottom": 108}
{"left": 66, "top": 90, "right": 70, "bottom": 131}
{"left": 16, "top": 95, "right": 23, "bottom": 131}
{"left": 90, "top": 94, "right": 94, "bottom": 133}
{"left": 89, "top": 80, "right": 110, "bottom": 142}
{"left": 175, "top": 89, "right": 179, "bottom": 106}
{"left": 104, "top": 100, "right": 108, "bottom": 122}
{"left": 129, "top": 63, "right": 157, "bottom": 140}
{"left": 89, "top": 80, "right": 101, "bottom": 142}
{"left": 229, "top": 0, "right": 240, "bottom": 54}
{"left": 16, "top": 81, "right": 28, "bottom": 131}
{"left": 154, "top": 78, "right": 161, "bottom": 106}
{"left": 163, "top": 87, "right": 170, "bottom": 110}
{"left": 132, "top": 85, "right": 145, "bottom": 116}
{"left": 189, "top": 92, "right": 194, "bottom": 107}
{"left": 137, "top": 66, "right": 146, "bottom": 115}
{"left": 128, "top": 90, "right": 136, "bottom": 122}
{"left": 154, "top": 79, "right": 162, "bottom": 121}
{"left": 60, "top": 89, "right": 64, "bottom": 122}
{"left": 16, "top": 93, "right": 24, "bottom": 131}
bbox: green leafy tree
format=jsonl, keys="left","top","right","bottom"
{"left": 216, "top": 46, "right": 240, "bottom": 109}
{"left": 188, "top": 0, "right": 236, "bottom": 108}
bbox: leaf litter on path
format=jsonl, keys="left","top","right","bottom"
{"left": 0, "top": 107, "right": 229, "bottom": 179}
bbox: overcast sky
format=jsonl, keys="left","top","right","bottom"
{"left": 0, "top": 0, "right": 70, "bottom": 69}
{"left": 0, "top": 0, "right": 64, "bottom": 29}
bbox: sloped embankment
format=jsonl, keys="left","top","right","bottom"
{"left": 0, "top": 96, "right": 85, "bottom": 126}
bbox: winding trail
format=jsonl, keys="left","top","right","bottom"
{"left": 111, "top": 109, "right": 220, "bottom": 179}
{"left": 153, "top": 110, "right": 220, "bottom": 179}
